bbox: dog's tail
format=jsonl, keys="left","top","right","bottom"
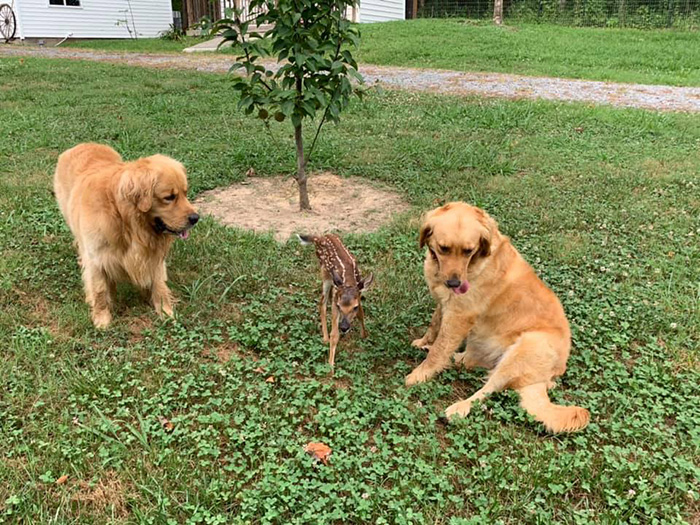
{"left": 517, "top": 382, "right": 590, "bottom": 433}
{"left": 297, "top": 234, "right": 317, "bottom": 245}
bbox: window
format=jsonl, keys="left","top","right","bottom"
{"left": 49, "top": 0, "right": 81, "bottom": 6}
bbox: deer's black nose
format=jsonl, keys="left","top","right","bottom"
{"left": 188, "top": 213, "right": 200, "bottom": 226}
{"left": 445, "top": 278, "right": 461, "bottom": 289}
{"left": 339, "top": 319, "right": 351, "bottom": 333}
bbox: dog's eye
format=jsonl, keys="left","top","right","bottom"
{"left": 438, "top": 245, "right": 450, "bottom": 254}
{"left": 164, "top": 194, "right": 176, "bottom": 202}
{"left": 463, "top": 248, "right": 473, "bottom": 256}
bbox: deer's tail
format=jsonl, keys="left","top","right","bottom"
{"left": 517, "top": 382, "right": 590, "bottom": 433}
{"left": 297, "top": 234, "right": 316, "bottom": 245}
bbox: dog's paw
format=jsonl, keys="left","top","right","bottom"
{"left": 411, "top": 337, "right": 429, "bottom": 349}
{"left": 92, "top": 310, "right": 112, "bottom": 329}
{"left": 161, "top": 304, "right": 174, "bottom": 317}
{"left": 445, "top": 399, "right": 472, "bottom": 420}
{"left": 405, "top": 363, "right": 435, "bottom": 386}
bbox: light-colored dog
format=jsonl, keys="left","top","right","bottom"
{"left": 407, "top": 202, "right": 589, "bottom": 433}
{"left": 54, "top": 143, "right": 198, "bottom": 328}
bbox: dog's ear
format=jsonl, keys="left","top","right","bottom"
{"left": 419, "top": 209, "right": 438, "bottom": 248}
{"left": 358, "top": 273, "right": 374, "bottom": 292}
{"left": 419, "top": 224, "right": 433, "bottom": 248}
{"left": 119, "top": 163, "right": 156, "bottom": 213}
{"left": 476, "top": 209, "right": 499, "bottom": 258}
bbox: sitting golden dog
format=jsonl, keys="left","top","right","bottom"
{"left": 407, "top": 202, "right": 589, "bottom": 433}
{"left": 54, "top": 143, "right": 199, "bottom": 328}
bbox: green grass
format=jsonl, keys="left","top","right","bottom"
{"left": 65, "top": 36, "right": 208, "bottom": 53}
{"left": 356, "top": 20, "right": 700, "bottom": 86}
{"left": 1, "top": 57, "right": 699, "bottom": 524}
{"left": 66, "top": 20, "right": 700, "bottom": 86}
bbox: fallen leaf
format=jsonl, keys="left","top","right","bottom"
{"left": 246, "top": 167, "right": 256, "bottom": 177}
{"left": 574, "top": 127, "right": 585, "bottom": 133}
{"left": 158, "top": 416, "right": 174, "bottom": 432}
{"left": 304, "top": 442, "right": 332, "bottom": 465}
{"left": 253, "top": 367, "right": 265, "bottom": 374}
{"left": 265, "top": 376, "right": 275, "bottom": 383}
{"left": 55, "top": 475, "right": 69, "bottom": 485}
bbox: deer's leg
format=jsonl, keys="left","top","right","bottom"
{"left": 320, "top": 279, "right": 331, "bottom": 343}
{"left": 412, "top": 303, "right": 442, "bottom": 350}
{"left": 329, "top": 290, "right": 340, "bottom": 368}
{"left": 358, "top": 300, "right": 368, "bottom": 339}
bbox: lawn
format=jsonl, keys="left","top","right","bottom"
{"left": 64, "top": 20, "right": 700, "bottom": 86}
{"left": 1, "top": 57, "right": 699, "bottom": 524}
{"left": 357, "top": 20, "right": 700, "bottom": 86}
{"left": 64, "top": 35, "right": 208, "bottom": 53}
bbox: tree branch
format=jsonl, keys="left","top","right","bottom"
{"left": 234, "top": 10, "right": 273, "bottom": 92}
{"left": 305, "top": 14, "right": 346, "bottom": 164}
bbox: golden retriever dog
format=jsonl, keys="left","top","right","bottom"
{"left": 406, "top": 202, "right": 589, "bottom": 433}
{"left": 54, "top": 143, "right": 199, "bottom": 328}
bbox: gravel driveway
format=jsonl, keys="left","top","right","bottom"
{"left": 2, "top": 45, "right": 700, "bottom": 112}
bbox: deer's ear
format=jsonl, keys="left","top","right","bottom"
{"left": 358, "top": 273, "right": 374, "bottom": 292}
{"left": 330, "top": 268, "right": 344, "bottom": 287}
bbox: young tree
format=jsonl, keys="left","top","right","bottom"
{"left": 215, "top": 0, "right": 364, "bottom": 211}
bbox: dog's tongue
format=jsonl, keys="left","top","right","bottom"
{"left": 453, "top": 281, "right": 470, "bottom": 295}
{"left": 178, "top": 230, "right": 190, "bottom": 240}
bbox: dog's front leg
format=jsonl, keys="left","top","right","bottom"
{"left": 84, "top": 264, "right": 113, "bottom": 329}
{"left": 406, "top": 312, "right": 474, "bottom": 386}
{"left": 150, "top": 264, "right": 174, "bottom": 317}
{"left": 412, "top": 303, "right": 442, "bottom": 349}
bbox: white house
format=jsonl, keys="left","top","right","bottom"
{"left": 12, "top": 0, "right": 173, "bottom": 40}
{"left": 352, "top": 0, "right": 405, "bottom": 22}
{"left": 218, "top": 0, "right": 405, "bottom": 24}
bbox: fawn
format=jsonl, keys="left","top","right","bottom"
{"left": 298, "top": 234, "right": 373, "bottom": 368}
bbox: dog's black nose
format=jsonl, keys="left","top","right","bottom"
{"left": 188, "top": 213, "right": 200, "bottom": 226}
{"left": 445, "top": 278, "right": 461, "bottom": 289}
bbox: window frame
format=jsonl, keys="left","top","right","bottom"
{"left": 48, "top": 0, "right": 82, "bottom": 8}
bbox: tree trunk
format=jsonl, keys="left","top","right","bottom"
{"left": 493, "top": 0, "right": 503, "bottom": 24}
{"left": 294, "top": 75, "right": 311, "bottom": 211}
{"left": 294, "top": 123, "right": 311, "bottom": 211}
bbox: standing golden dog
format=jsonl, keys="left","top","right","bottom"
{"left": 54, "top": 143, "right": 199, "bottom": 328}
{"left": 407, "top": 202, "right": 589, "bottom": 433}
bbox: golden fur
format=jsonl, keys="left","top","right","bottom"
{"left": 54, "top": 143, "right": 198, "bottom": 328}
{"left": 407, "top": 202, "right": 589, "bottom": 433}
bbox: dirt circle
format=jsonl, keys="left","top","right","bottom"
{"left": 194, "top": 172, "right": 410, "bottom": 241}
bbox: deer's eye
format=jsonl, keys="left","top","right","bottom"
{"left": 353, "top": 305, "right": 359, "bottom": 311}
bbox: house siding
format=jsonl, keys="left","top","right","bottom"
{"left": 15, "top": 0, "right": 172, "bottom": 39}
{"left": 359, "top": 0, "right": 404, "bottom": 22}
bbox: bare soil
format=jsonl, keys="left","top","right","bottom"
{"left": 194, "top": 172, "right": 409, "bottom": 241}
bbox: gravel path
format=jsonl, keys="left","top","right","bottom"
{"left": 3, "top": 45, "right": 700, "bottom": 112}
